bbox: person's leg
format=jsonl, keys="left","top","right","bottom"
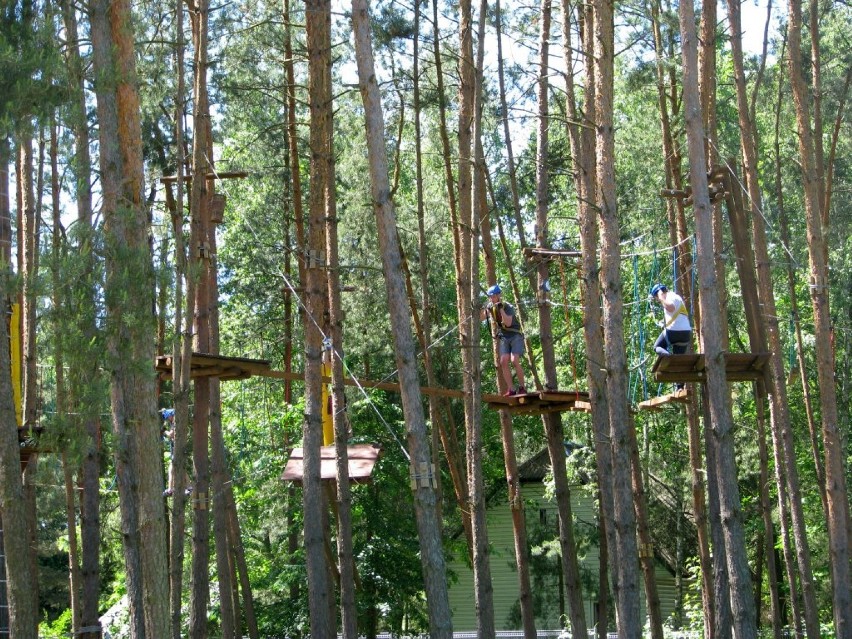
{"left": 499, "top": 353, "right": 515, "bottom": 393}
{"left": 654, "top": 329, "right": 670, "bottom": 356}
{"left": 666, "top": 330, "right": 691, "bottom": 391}
{"left": 511, "top": 354, "right": 526, "bottom": 391}
{"left": 668, "top": 329, "right": 692, "bottom": 355}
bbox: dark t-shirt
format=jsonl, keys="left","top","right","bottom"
{"left": 489, "top": 301, "right": 522, "bottom": 337}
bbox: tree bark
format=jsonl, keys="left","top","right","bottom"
{"left": 628, "top": 421, "right": 664, "bottom": 639}
{"left": 91, "top": 0, "right": 170, "bottom": 633}
{"left": 60, "top": 5, "right": 102, "bottom": 634}
{"left": 51, "top": 117, "right": 83, "bottom": 637}
{"left": 593, "top": 0, "right": 642, "bottom": 635}
{"left": 351, "top": 1, "right": 453, "bottom": 635}
{"left": 785, "top": 2, "right": 852, "bottom": 633}
{"left": 188, "top": 0, "right": 213, "bottom": 634}
{"left": 480, "top": 132, "right": 536, "bottom": 639}
{"left": 678, "top": 1, "right": 757, "bottom": 636}
{"left": 535, "top": 2, "right": 588, "bottom": 635}
{"left": 303, "top": 0, "right": 336, "bottom": 634}
{"left": 724, "top": 4, "right": 822, "bottom": 630}
{"left": 0, "top": 293, "right": 37, "bottom": 639}
{"left": 324, "top": 74, "right": 358, "bottom": 639}
{"left": 167, "top": 0, "right": 192, "bottom": 636}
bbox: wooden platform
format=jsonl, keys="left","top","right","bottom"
{"left": 652, "top": 353, "right": 769, "bottom": 383}
{"left": 485, "top": 389, "right": 590, "bottom": 415}
{"left": 637, "top": 388, "right": 690, "bottom": 411}
{"left": 19, "top": 426, "right": 44, "bottom": 470}
{"left": 282, "top": 444, "right": 382, "bottom": 484}
{"left": 522, "top": 247, "right": 582, "bottom": 262}
{"left": 156, "top": 352, "right": 271, "bottom": 381}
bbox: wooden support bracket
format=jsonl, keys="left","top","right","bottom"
{"left": 410, "top": 462, "right": 437, "bottom": 491}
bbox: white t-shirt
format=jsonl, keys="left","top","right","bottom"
{"left": 664, "top": 292, "right": 691, "bottom": 331}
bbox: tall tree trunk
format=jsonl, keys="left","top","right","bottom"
{"left": 628, "top": 421, "right": 664, "bottom": 639}
{"left": 19, "top": 124, "right": 37, "bottom": 446}
{"left": 91, "top": 0, "right": 170, "bottom": 633}
{"left": 429, "top": 0, "right": 459, "bottom": 279}
{"left": 21, "top": 123, "right": 41, "bottom": 636}
{"left": 785, "top": 2, "right": 852, "bottom": 633}
{"left": 281, "top": 0, "right": 303, "bottom": 596}
{"left": 324, "top": 82, "right": 358, "bottom": 639}
{"left": 536, "top": 2, "right": 588, "bottom": 635}
{"left": 351, "top": 1, "right": 452, "bottom": 635}
{"left": 60, "top": 5, "right": 102, "bottom": 635}
{"left": 51, "top": 117, "right": 83, "bottom": 637}
{"left": 722, "top": 162, "right": 785, "bottom": 639}
{"left": 649, "top": 6, "right": 715, "bottom": 633}
{"left": 564, "top": 5, "right": 619, "bottom": 634}
{"left": 209, "top": 235, "right": 236, "bottom": 638}
{"left": 456, "top": 0, "right": 494, "bottom": 635}
{"left": 303, "top": 0, "right": 336, "bottom": 634}
{"left": 677, "top": 1, "right": 756, "bottom": 636}
{"left": 188, "top": 0, "right": 213, "bottom": 634}
{"left": 412, "top": 0, "right": 471, "bottom": 556}
{"left": 593, "top": 0, "right": 642, "bottom": 635}
{"left": 724, "top": 3, "right": 821, "bottom": 632}
{"left": 167, "top": 0, "right": 193, "bottom": 635}
{"left": 0, "top": 280, "right": 37, "bottom": 639}
{"left": 495, "top": 0, "right": 525, "bottom": 249}
{"left": 0, "top": 110, "right": 37, "bottom": 639}
{"left": 479, "top": 128, "right": 536, "bottom": 639}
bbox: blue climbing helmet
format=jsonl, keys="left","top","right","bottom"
{"left": 650, "top": 283, "right": 667, "bottom": 297}
{"left": 486, "top": 284, "right": 502, "bottom": 296}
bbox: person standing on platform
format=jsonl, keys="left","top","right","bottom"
{"left": 481, "top": 284, "right": 527, "bottom": 396}
{"left": 650, "top": 282, "right": 692, "bottom": 391}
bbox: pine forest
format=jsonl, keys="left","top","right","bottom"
{"left": 0, "top": 0, "right": 851, "bottom": 636}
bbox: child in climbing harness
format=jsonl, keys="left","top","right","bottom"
{"left": 481, "top": 284, "right": 527, "bottom": 396}
{"left": 650, "top": 283, "right": 692, "bottom": 356}
{"left": 650, "top": 283, "right": 692, "bottom": 391}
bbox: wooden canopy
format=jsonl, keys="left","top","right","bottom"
{"left": 282, "top": 444, "right": 382, "bottom": 484}
{"left": 155, "top": 352, "right": 271, "bottom": 381}
{"left": 652, "top": 353, "right": 769, "bottom": 383}
{"left": 485, "top": 389, "right": 590, "bottom": 415}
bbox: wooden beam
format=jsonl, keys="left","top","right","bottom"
{"left": 160, "top": 170, "right": 249, "bottom": 183}
{"left": 522, "top": 247, "right": 582, "bottom": 261}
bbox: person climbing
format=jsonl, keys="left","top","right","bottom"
{"left": 481, "top": 284, "right": 527, "bottom": 396}
{"left": 650, "top": 282, "right": 692, "bottom": 391}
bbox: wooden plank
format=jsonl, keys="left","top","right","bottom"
{"left": 505, "top": 403, "right": 578, "bottom": 416}
{"left": 282, "top": 444, "right": 382, "bottom": 483}
{"left": 637, "top": 389, "right": 689, "bottom": 411}
{"left": 522, "top": 247, "right": 582, "bottom": 261}
{"left": 156, "top": 352, "right": 272, "bottom": 381}
{"left": 538, "top": 390, "right": 590, "bottom": 403}
{"left": 652, "top": 353, "right": 769, "bottom": 383}
{"left": 160, "top": 170, "right": 249, "bottom": 183}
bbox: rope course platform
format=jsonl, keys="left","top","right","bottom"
{"left": 652, "top": 353, "right": 770, "bottom": 383}
{"left": 281, "top": 444, "right": 382, "bottom": 484}
{"left": 637, "top": 388, "right": 689, "bottom": 411}
{"left": 155, "top": 352, "right": 272, "bottom": 381}
{"left": 485, "top": 390, "right": 590, "bottom": 415}
{"left": 19, "top": 426, "right": 44, "bottom": 471}
{"left": 522, "top": 247, "right": 582, "bottom": 262}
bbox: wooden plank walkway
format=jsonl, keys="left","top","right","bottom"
{"left": 484, "top": 389, "right": 590, "bottom": 415}
{"left": 282, "top": 444, "right": 382, "bottom": 483}
{"left": 637, "top": 388, "right": 690, "bottom": 411}
{"left": 652, "top": 353, "right": 769, "bottom": 383}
